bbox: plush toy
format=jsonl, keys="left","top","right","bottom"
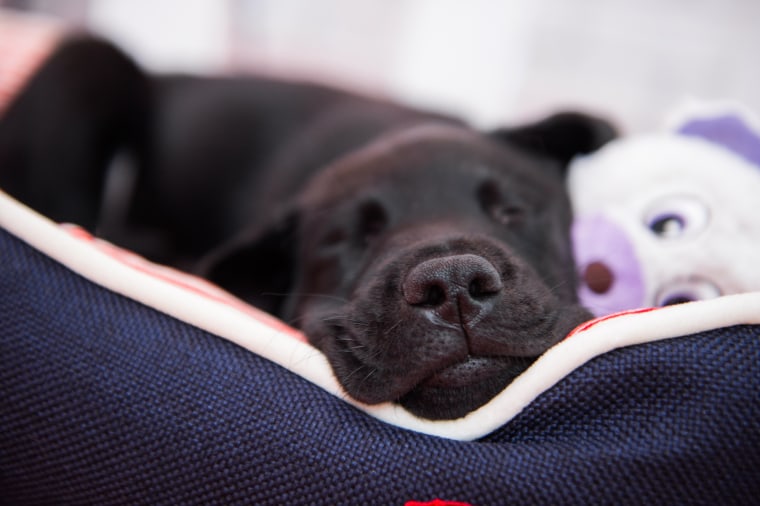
{"left": 568, "top": 101, "right": 760, "bottom": 316}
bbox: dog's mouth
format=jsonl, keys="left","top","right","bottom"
{"left": 397, "top": 355, "right": 534, "bottom": 420}
{"left": 418, "top": 355, "right": 526, "bottom": 388}
{"left": 329, "top": 324, "right": 536, "bottom": 420}
{"left": 322, "top": 303, "right": 584, "bottom": 420}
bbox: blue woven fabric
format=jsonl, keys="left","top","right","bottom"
{"left": 1, "top": 227, "right": 759, "bottom": 505}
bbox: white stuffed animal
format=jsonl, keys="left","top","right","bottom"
{"left": 569, "top": 101, "right": 760, "bottom": 316}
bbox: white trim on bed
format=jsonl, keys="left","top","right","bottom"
{"left": 2, "top": 189, "right": 759, "bottom": 440}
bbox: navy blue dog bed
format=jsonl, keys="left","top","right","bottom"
{"left": 2, "top": 191, "right": 759, "bottom": 505}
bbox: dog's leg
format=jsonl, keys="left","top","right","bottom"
{"left": 0, "top": 36, "right": 151, "bottom": 231}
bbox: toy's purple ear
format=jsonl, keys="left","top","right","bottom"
{"left": 677, "top": 113, "right": 760, "bottom": 168}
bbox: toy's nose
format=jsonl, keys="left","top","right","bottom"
{"left": 583, "top": 261, "right": 614, "bottom": 294}
{"left": 572, "top": 215, "right": 645, "bottom": 316}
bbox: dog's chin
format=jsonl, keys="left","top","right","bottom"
{"left": 396, "top": 356, "right": 534, "bottom": 420}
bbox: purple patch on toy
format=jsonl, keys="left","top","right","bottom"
{"left": 678, "top": 114, "right": 760, "bottom": 168}
{"left": 572, "top": 215, "right": 645, "bottom": 316}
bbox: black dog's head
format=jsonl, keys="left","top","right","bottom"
{"left": 204, "top": 113, "right": 614, "bottom": 420}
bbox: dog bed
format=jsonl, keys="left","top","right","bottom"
{"left": 2, "top": 11, "right": 758, "bottom": 504}
{"left": 2, "top": 186, "right": 760, "bottom": 505}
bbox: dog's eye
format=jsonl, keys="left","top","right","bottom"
{"left": 477, "top": 181, "right": 524, "bottom": 226}
{"left": 357, "top": 200, "right": 388, "bottom": 244}
{"left": 321, "top": 228, "right": 347, "bottom": 247}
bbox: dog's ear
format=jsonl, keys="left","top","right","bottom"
{"left": 0, "top": 35, "right": 151, "bottom": 230}
{"left": 197, "top": 211, "right": 298, "bottom": 317}
{"left": 493, "top": 112, "right": 617, "bottom": 168}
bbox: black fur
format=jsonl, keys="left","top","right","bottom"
{"left": 0, "top": 36, "right": 615, "bottom": 419}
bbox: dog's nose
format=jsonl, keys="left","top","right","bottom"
{"left": 403, "top": 254, "right": 502, "bottom": 325}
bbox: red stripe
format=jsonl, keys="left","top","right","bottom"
{"left": 566, "top": 307, "right": 659, "bottom": 339}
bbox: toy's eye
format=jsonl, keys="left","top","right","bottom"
{"left": 644, "top": 194, "right": 709, "bottom": 239}
{"left": 655, "top": 278, "right": 721, "bottom": 306}
{"left": 477, "top": 180, "right": 525, "bottom": 226}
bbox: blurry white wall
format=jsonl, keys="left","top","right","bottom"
{"left": 3, "top": 0, "right": 759, "bottom": 132}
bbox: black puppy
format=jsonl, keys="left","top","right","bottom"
{"left": 0, "top": 37, "right": 614, "bottom": 420}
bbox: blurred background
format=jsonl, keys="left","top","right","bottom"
{"left": 1, "top": 0, "right": 758, "bottom": 132}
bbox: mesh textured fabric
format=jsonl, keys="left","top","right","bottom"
{"left": 2, "top": 227, "right": 759, "bottom": 505}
